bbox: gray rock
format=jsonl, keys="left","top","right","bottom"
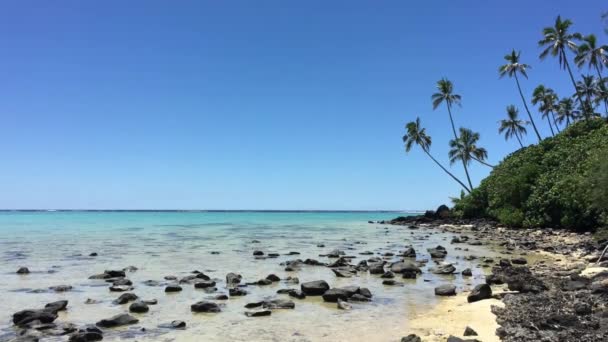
{"left": 245, "top": 310, "right": 271, "bottom": 317}
{"left": 158, "top": 320, "right": 186, "bottom": 329}
{"left": 301, "top": 280, "right": 330, "bottom": 295}
{"left": 96, "top": 313, "right": 139, "bottom": 328}
{"left": 430, "top": 263, "right": 456, "bottom": 274}
{"left": 191, "top": 301, "right": 221, "bottom": 313}
{"left": 337, "top": 299, "right": 352, "bottom": 310}
{"left": 434, "top": 284, "right": 456, "bottom": 296}
{"left": 129, "top": 301, "right": 149, "bottom": 313}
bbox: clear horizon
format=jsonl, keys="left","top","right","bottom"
{"left": 1, "top": 1, "right": 606, "bottom": 210}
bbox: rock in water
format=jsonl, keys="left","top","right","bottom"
{"left": 158, "top": 320, "right": 186, "bottom": 329}
{"left": 467, "top": 284, "right": 492, "bottom": 303}
{"left": 245, "top": 310, "right": 271, "bottom": 317}
{"left": 68, "top": 332, "right": 103, "bottom": 342}
{"left": 226, "top": 272, "right": 242, "bottom": 286}
{"left": 113, "top": 293, "right": 138, "bottom": 305}
{"left": 129, "top": 301, "right": 149, "bottom": 313}
{"left": 165, "top": 284, "right": 182, "bottom": 292}
{"left": 191, "top": 301, "right": 221, "bottom": 313}
{"left": 96, "top": 313, "right": 139, "bottom": 328}
{"left": 434, "top": 284, "right": 456, "bottom": 296}
{"left": 430, "top": 263, "right": 456, "bottom": 274}
{"left": 462, "top": 268, "right": 473, "bottom": 276}
{"left": 16, "top": 267, "right": 30, "bottom": 274}
{"left": 301, "top": 280, "right": 330, "bottom": 295}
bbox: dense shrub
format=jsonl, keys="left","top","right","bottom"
{"left": 454, "top": 118, "right": 608, "bottom": 231}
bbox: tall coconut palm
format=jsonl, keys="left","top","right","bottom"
{"left": 499, "top": 50, "right": 542, "bottom": 142}
{"left": 449, "top": 128, "right": 493, "bottom": 177}
{"left": 539, "top": 15, "right": 584, "bottom": 109}
{"left": 556, "top": 97, "right": 578, "bottom": 126}
{"left": 431, "top": 78, "right": 462, "bottom": 139}
{"left": 575, "top": 75, "right": 601, "bottom": 121}
{"left": 575, "top": 34, "right": 608, "bottom": 113}
{"left": 403, "top": 117, "right": 471, "bottom": 193}
{"left": 499, "top": 105, "right": 529, "bottom": 148}
{"left": 531, "top": 85, "right": 559, "bottom": 135}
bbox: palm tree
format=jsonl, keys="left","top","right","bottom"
{"left": 449, "top": 128, "right": 494, "bottom": 178}
{"left": 575, "top": 34, "right": 608, "bottom": 113}
{"left": 431, "top": 78, "right": 462, "bottom": 139}
{"left": 498, "top": 105, "right": 528, "bottom": 148}
{"left": 403, "top": 117, "right": 471, "bottom": 193}
{"left": 531, "top": 85, "right": 559, "bottom": 135}
{"left": 499, "top": 50, "right": 542, "bottom": 142}
{"left": 539, "top": 15, "right": 584, "bottom": 109}
{"left": 556, "top": 97, "right": 578, "bottom": 126}
{"left": 575, "top": 75, "right": 601, "bottom": 121}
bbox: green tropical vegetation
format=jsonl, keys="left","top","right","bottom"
{"left": 403, "top": 12, "right": 608, "bottom": 231}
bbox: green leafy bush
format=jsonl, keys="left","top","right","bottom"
{"left": 454, "top": 118, "right": 608, "bottom": 231}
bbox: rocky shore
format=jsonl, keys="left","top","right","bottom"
{"left": 5, "top": 210, "right": 608, "bottom": 342}
{"left": 383, "top": 209, "right": 608, "bottom": 342}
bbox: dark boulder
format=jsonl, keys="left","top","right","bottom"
{"left": 301, "top": 280, "right": 330, "bottom": 295}
{"left": 165, "top": 284, "right": 182, "bottom": 293}
{"left": 245, "top": 310, "right": 271, "bottom": 317}
{"left": 226, "top": 273, "right": 242, "bottom": 286}
{"left": 16, "top": 267, "right": 30, "bottom": 274}
{"left": 114, "top": 293, "right": 138, "bottom": 304}
{"left": 401, "top": 334, "right": 422, "bottom": 342}
{"left": 96, "top": 313, "right": 139, "bottom": 328}
{"left": 467, "top": 284, "right": 492, "bottom": 303}
{"left": 129, "top": 301, "right": 149, "bottom": 313}
{"left": 191, "top": 301, "right": 221, "bottom": 313}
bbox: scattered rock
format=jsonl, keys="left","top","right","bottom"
{"left": 434, "top": 284, "right": 456, "bottom": 296}
{"left": 16, "top": 267, "right": 30, "bottom": 274}
{"left": 337, "top": 299, "right": 352, "bottom": 310}
{"left": 245, "top": 310, "right": 271, "bottom": 317}
{"left": 467, "top": 284, "right": 492, "bottom": 303}
{"left": 129, "top": 301, "right": 149, "bottom": 313}
{"left": 191, "top": 301, "right": 221, "bottom": 313}
{"left": 96, "top": 313, "right": 139, "bottom": 328}
{"left": 301, "top": 280, "right": 330, "bottom": 295}
{"left": 463, "top": 326, "right": 478, "bottom": 336}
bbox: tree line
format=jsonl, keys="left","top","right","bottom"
{"left": 403, "top": 14, "right": 608, "bottom": 194}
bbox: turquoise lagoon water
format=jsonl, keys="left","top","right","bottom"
{"left": 0, "top": 211, "right": 498, "bottom": 342}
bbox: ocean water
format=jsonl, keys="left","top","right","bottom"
{"left": 0, "top": 211, "right": 499, "bottom": 342}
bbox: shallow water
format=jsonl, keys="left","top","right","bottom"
{"left": 0, "top": 211, "right": 501, "bottom": 342}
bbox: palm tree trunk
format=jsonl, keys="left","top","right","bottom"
{"left": 446, "top": 103, "right": 459, "bottom": 140}
{"left": 471, "top": 156, "right": 495, "bottom": 168}
{"left": 546, "top": 115, "right": 555, "bottom": 136}
{"left": 514, "top": 73, "right": 542, "bottom": 142}
{"left": 593, "top": 63, "right": 608, "bottom": 115}
{"left": 423, "top": 149, "right": 471, "bottom": 193}
{"left": 515, "top": 133, "right": 524, "bottom": 148}
{"left": 562, "top": 50, "right": 586, "bottom": 114}
{"left": 551, "top": 110, "right": 561, "bottom": 133}
{"left": 446, "top": 103, "right": 474, "bottom": 190}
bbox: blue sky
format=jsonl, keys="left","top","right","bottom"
{"left": 0, "top": 1, "right": 606, "bottom": 210}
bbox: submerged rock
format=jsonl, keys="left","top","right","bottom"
{"left": 96, "top": 313, "right": 139, "bottom": 328}
{"left": 191, "top": 301, "right": 221, "bottom": 313}
{"left": 129, "top": 301, "right": 149, "bottom": 313}
{"left": 430, "top": 263, "right": 456, "bottom": 274}
{"left": 113, "top": 293, "right": 138, "bottom": 305}
{"left": 158, "top": 320, "right": 186, "bottom": 329}
{"left": 245, "top": 310, "right": 271, "bottom": 317}
{"left": 337, "top": 299, "right": 352, "bottom": 310}
{"left": 226, "top": 273, "right": 242, "bottom": 286}
{"left": 16, "top": 267, "right": 30, "bottom": 274}
{"left": 164, "top": 284, "right": 182, "bottom": 293}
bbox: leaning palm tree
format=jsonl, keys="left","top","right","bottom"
{"left": 431, "top": 78, "right": 462, "bottom": 139}
{"left": 403, "top": 117, "right": 471, "bottom": 193}
{"left": 499, "top": 50, "right": 542, "bottom": 142}
{"left": 498, "top": 105, "right": 528, "bottom": 148}
{"left": 531, "top": 85, "right": 559, "bottom": 135}
{"left": 449, "top": 128, "right": 494, "bottom": 177}
{"left": 556, "top": 97, "right": 579, "bottom": 126}
{"left": 539, "top": 15, "right": 584, "bottom": 109}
